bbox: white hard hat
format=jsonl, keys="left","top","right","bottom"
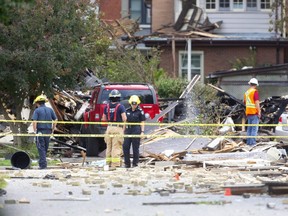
{"left": 248, "top": 78, "right": 259, "bottom": 86}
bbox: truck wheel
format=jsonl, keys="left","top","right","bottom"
{"left": 86, "top": 137, "right": 100, "bottom": 156}
{"left": 86, "top": 138, "right": 106, "bottom": 156}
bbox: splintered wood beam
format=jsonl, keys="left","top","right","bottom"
{"left": 101, "top": 20, "right": 116, "bottom": 39}
{"left": 184, "top": 30, "right": 225, "bottom": 38}
{"left": 48, "top": 99, "right": 63, "bottom": 121}
{"left": 115, "top": 19, "right": 132, "bottom": 38}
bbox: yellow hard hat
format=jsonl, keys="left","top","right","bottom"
{"left": 33, "top": 95, "right": 48, "bottom": 104}
{"left": 128, "top": 95, "right": 140, "bottom": 105}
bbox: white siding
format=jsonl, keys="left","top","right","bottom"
{"left": 206, "top": 12, "right": 272, "bottom": 34}
{"left": 174, "top": 0, "right": 275, "bottom": 35}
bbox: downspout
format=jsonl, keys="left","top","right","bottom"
{"left": 276, "top": 39, "right": 280, "bottom": 64}
{"left": 172, "top": 36, "right": 176, "bottom": 77}
{"left": 187, "top": 38, "right": 192, "bottom": 81}
{"left": 283, "top": 0, "right": 286, "bottom": 38}
{"left": 275, "top": 0, "right": 280, "bottom": 64}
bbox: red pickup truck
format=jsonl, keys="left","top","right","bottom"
{"left": 82, "top": 82, "right": 161, "bottom": 156}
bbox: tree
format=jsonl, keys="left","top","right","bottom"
{"left": 0, "top": 0, "right": 110, "bottom": 147}
{"left": 100, "top": 45, "right": 164, "bottom": 85}
{"left": 269, "top": 0, "right": 288, "bottom": 36}
{"left": 0, "top": 0, "right": 34, "bottom": 25}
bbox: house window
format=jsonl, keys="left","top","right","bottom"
{"left": 206, "top": 0, "right": 216, "bottom": 9}
{"left": 220, "top": 0, "right": 230, "bottom": 10}
{"left": 247, "top": 0, "right": 257, "bottom": 10}
{"left": 130, "top": 0, "right": 151, "bottom": 24}
{"left": 205, "top": 0, "right": 272, "bottom": 11}
{"left": 179, "top": 52, "right": 203, "bottom": 81}
{"left": 233, "top": 0, "right": 244, "bottom": 9}
{"left": 260, "top": 0, "right": 271, "bottom": 9}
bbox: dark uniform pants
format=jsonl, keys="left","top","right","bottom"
{"left": 123, "top": 127, "right": 141, "bottom": 167}
{"left": 36, "top": 129, "right": 52, "bottom": 169}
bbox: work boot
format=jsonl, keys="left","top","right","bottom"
{"left": 124, "top": 164, "right": 131, "bottom": 168}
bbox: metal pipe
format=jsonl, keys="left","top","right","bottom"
{"left": 187, "top": 38, "right": 192, "bottom": 81}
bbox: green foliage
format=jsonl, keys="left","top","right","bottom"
{"left": 100, "top": 47, "right": 163, "bottom": 85}
{"left": 0, "top": 0, "right": 35, "bottom": 25}
{"left": 0, "top": 0, "right": 110, "bottom": 100}
{"left": 230, "top": 49, "right": 256, "bottom": 70}
{"left": 155, "top": 76, "right": 187, "bottom": 98}
{"left": 184, "top": 83, "right": 223, "bottom": 135}
{"left": 269, "top": 1, "right": 288, "bottom": 34}
{"left": 0, "top": 0, "right": 110, "bottom": 146}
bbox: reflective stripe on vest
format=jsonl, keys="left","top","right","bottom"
{"left": 245, "top": 88, "right": 257, "bottom": 115}
{"left": 107, "top": 103, "right": 121, "bottom": 122}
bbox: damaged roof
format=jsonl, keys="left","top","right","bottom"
{"left": 207, "top": 63, "right": 288, "bottom": 80}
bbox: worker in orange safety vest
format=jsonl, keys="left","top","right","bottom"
{"left": 244, "top": 78, "right": 261, "bottom": 146}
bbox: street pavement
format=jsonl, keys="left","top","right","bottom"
{"left": 0, "top": 158, "right": 288, "bottom": 216}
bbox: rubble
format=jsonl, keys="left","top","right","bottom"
{"left": 1, "top": 72, "right": 288, "bottom": 202}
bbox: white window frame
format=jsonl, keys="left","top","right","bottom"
{"left": 246, "top": 0, "right": 258, "bottom": 11}
{"left": 205, "top": 0, "right": 273, "bottom": 12}
{"left": 219, "top": 0, "right": 231, "bottom": 11}
{"left": 232, "top": 0, "right": 244, "bottom": 11}
{"left": 260, "top": 0, "right": 272, "bottom": 11}
{"left": 205, "top": 0, "right": 217, "bottom": 11}
{"left": 179, "top": 51, "right": 204, "bottom": 82}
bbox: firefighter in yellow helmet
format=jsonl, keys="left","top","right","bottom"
{"left": 123, "top": 95, "right": 145, "bottom": 168}
{"left": 32, "top": 94, "right": 57, "bottom": 169}
{"left": 33, "top": 95, "right": 48, "bottom": 104}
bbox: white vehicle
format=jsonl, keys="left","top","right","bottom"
{"left": 275, "top": 109, "right": 288, "bottom": 142}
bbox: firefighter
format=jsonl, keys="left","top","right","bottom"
{"left": 32, "top": 95, "right": 57, "bottom": 169}
{"left": 244, "top": 78, "right": 261, "bottom": 146}
{"left": 102, "top": 89, "right": 127, "bottom": 168}
{"left": 123, "top": 95, "right": 145, "bottom": 168}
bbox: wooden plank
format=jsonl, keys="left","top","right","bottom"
{"left": 143, "top": 200, "right": 231, "bottom": 205}
{"left": 223, "top": 184, "right": 267, "bottom": 195}
{"left": 184, "top": 31, "right": 224, "bottom": 38}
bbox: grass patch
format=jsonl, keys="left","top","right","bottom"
{"left": 0, "top": 175, "right": 8, "bottom": 189}
{"left": 0, "top": 159, "right": 60, "bottom": 167}
{"left": 0, "top": 143, "right": 38, "bottom": 159}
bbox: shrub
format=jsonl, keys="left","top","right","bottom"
{"left": 155, "top": 76, "right": 187, "bottom": 99}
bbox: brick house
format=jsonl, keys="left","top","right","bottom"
{"left": 98, "top": 0, "right": 122, "bottom": 21}
{"left": 99, "top": 0, "right": 288, "bottom": 83}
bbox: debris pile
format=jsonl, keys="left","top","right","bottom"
{"left": 1, "top": 72, "right": 288, "bottom": 169}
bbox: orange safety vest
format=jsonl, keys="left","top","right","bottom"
{"left": 244, "top": 88, "right": 258, "bottom": 115}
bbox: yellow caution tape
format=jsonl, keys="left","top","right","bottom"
{"left": 0, "top": 119, "right": 287, "bottom": 127}
{"left": 2, "top": 133, "right": 288, "bottom": 139}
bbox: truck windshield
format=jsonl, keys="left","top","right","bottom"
{"left": 100, "top": 89, "right": 154, "bottom": 105}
